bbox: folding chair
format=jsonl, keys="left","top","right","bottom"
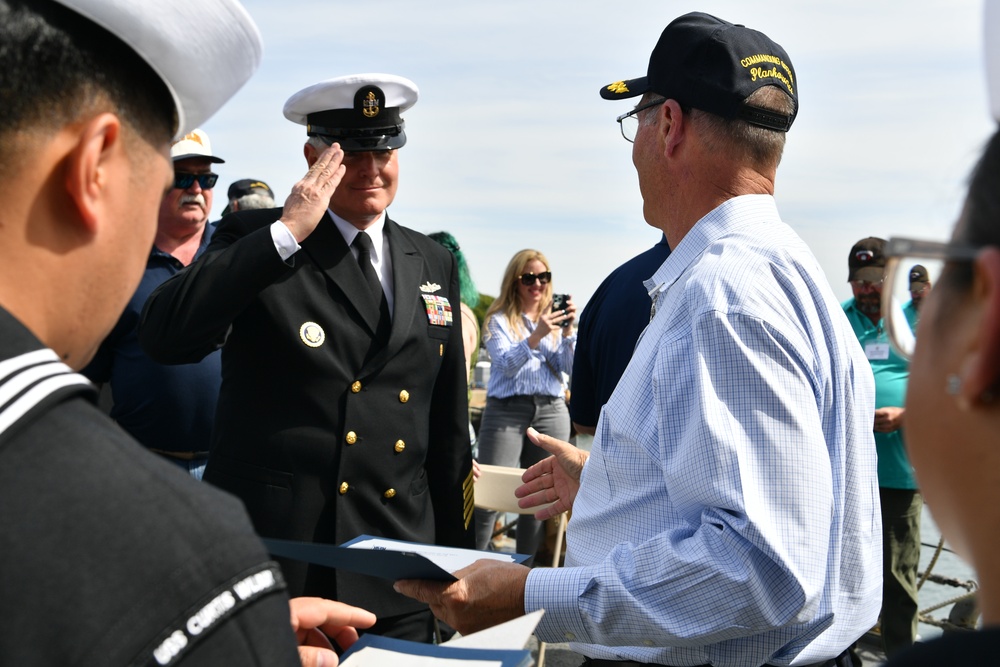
{"left": 474, "top": 464, "right": 569, "bottom": 667}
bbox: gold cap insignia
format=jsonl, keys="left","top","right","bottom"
{"left": 420, "top": 282, "right": 441, "bottom": 293}
{"left": 299, "top": 321, "right": 325, "bottom": 347}
{"left": 362, "top": 90, "right": 380, "bottom": 118}
{"left": 606, "top": 81, "right": 630, "bottom": 95}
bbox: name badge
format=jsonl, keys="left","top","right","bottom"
{"left": 421, "top": 294, "right": 453, "bottom": 327}
{"left": 865, "top": 342, "right": 890, "bottom": 360}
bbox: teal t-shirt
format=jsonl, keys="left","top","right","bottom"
{"left": 842, "top": 298, "right": 917, "bottom": 489}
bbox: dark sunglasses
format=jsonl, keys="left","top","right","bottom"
{"left": 519, "top": 271, "right": 551, "bottom": 286}
{"left": 174, "top": 172, "right": 219, "bottom": 190}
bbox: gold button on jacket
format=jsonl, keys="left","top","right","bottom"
{"left": 394, "top": 440, "right": 406, "bottom": 453}
{"left": 398, "top": 390, "right": 410, "bottom": 403}
{"left": 383, "top": 488, "right": 396, "bottom": 499}
{"left": 345, "top": 431, "right": 357, "bottom": 445}
{"left": 351, "top": 381, "right": 362, "bottom": 393}
{"left": 339, "top": 482, "right": 349, "bottom": 494}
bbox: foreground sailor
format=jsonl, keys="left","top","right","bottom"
{"left": 0, "top": 0, "right": 375, "bottom": 665}
{"left": 140, "top": 73, "right": 474, "bottom": 642}
{"left": 397, "top": 12, "right": 881, "bottom": 667}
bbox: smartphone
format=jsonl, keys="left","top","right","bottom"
{"left": 551, "top": 294, "right": 570, "bottom": 327}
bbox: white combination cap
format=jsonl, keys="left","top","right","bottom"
{"left": 283, "top": 73, "right": 418, "bottom": 151}
{"left": 50, "top": 0, "right": 263, "bottom": 138}
{"left": 170, "top": 129, "right": 225, "bottom": 163}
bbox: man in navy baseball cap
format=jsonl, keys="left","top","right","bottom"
{"left": 602, "top": 12, "right": 798, "bottom": 133}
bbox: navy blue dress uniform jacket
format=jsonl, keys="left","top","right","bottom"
{"left": 139, "top": 208, "right": 474, "bottom": 617}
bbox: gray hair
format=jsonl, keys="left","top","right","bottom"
{"left": 233, "top": 192, "right": 274, "bottom": 212}
{"left": 689, "top": 86, "right": 793, "bottom": 170}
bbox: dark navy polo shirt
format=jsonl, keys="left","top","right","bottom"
{"left": 570, "top": 235, "right": 671, "bottom": 429}
{"left": 83, "top": 225, "right": 221, "bottom": 454}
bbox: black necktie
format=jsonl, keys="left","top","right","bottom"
{"left": 352, "top": 231, "right": 383, "bottom": 305}
{"left": 352, "top": 231, "right": 391, "bottom": 343}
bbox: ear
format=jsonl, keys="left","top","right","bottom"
{"left": 659, "top": 99, "right": 686, "bottom": 158}
{"left": 64, "top": 113, "right": 123, "bottom": 234}
{"left": 303, "top": 142, "right": 319, "bottom": 167}
{"left": 958, "top": 247, "right": 1000, "bottom": 405}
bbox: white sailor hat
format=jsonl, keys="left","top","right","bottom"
{"left": 50, "top": 0, "right": 262, "bottom": 139}
{"left": 283, "top": 73, "right": 419, "bottom": 152}
{"left": 171, "top": 129, "right": 225, "bottom": 163}
{"left": 987, "top": 0, "right": 1000, "bottom": 121}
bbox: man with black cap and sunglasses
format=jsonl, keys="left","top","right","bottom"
{"left": 83, "top": 128, "right": 226, "bottom": 479}
{"left": 397, "top": 13, "right": 880, "bottom": 667}
{"left": 141, "top": 73, "right": 474, "bottom": 642}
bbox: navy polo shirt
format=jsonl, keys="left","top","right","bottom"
{"left": 83, "top": 225, "right": 221, "bottom": 454}
{"left": 570, "top": 235, "right": 671, "bottom": 428}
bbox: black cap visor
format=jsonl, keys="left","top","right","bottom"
{"left": 600, "top": 76, "right": 648, "bottom": 100}
{"left": 308, "top": 123, "right": 407, "bottom": 152}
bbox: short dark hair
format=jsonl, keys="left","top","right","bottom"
{"left": 0, "top": 0, "right": 175, "bottom": 163}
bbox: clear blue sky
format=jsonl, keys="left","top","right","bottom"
{"left": 201, "top": 0, "right": 995, "bottom": 308}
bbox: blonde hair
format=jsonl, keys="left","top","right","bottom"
{"left": 483, "top": 249, "right": 555, "bottom": 342}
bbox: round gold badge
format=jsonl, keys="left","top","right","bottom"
{"left": 299, "top": 321, "right": 325, "bottom": 348}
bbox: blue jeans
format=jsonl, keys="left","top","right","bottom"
{"left": 473, "top": 395, "right": 571, "bottom": 557}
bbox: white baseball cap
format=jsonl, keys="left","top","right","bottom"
{"left": 50, "top": 0, "right": 263, "bottom": 138}
{"left": 171, "top": 129, "right": 225, "bottom": 163}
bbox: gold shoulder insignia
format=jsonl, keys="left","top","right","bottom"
{"left": 463, "top": 468, "right": 475, "bottom": 529}
{"left": 420, "top": 282, "right": 441, "bottom": 293}
{"left": 606, "top": 80, "right": 630, "bottom": 94}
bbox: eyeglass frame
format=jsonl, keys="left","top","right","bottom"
{"left": 174, "top": 172, "right": 219, "bottom": 190}
{"left": 881, "top": 236, "right": 980, "bottom": 360}
{"left": 519, "top": 271, "right": 552, "bottom": 286}
{"left": 616, "top": 98, "right": 667, "bottom": 143}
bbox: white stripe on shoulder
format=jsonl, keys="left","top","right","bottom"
{"left": 0, "top": 373, "right": 93, "bottom": 438}
{"left": 0, "top": 348, "right": 61, "bottom": 382}
{"left": 0, "top": 358, "right": 80, "bottom": 407}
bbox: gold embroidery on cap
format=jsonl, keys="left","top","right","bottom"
{"left": 362, "top": 91, "right": 379, "bottom": 118}
{"left": 180, "top": 131, "right": 204, "bottom": 145}
{"left": 300, "top": 322, "right": 325, "bottom": 347}
{"left": 606, "top": 81, "right": 630, "bottom": 94}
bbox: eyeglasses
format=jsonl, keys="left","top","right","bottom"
{"left": 519, "top": 271, "right": 551, "bottom": 286}
{"left": 881, "top": 237, "right": 979, "bottom": 360}
{"left": 174, "top": 172, "right": 219, "bottom": 190}
{"left": 616, "top": 99, "right": 666, "bottom": 143}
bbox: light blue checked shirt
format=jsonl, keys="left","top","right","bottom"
{"left": 484, "top": 313, "right": 574, "bottom": 399}
{"left": 525, "top": 195, "right": 881, "bottom": 666}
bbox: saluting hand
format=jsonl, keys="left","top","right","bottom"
{"left": 281, "top": 143, "right": 347, "bottom": 243}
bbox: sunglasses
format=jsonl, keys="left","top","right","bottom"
{"left": 519, "top": 271, "right": 551, "bottom": 286}
{"left": 174, "top": 172, "right": 219, "bottom": 190}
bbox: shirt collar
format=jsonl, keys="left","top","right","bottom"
{"left": 643, "top": 194, "right": 778, "bottom": 301}
{"left": 330, "top": 210, "right": 387, "bottom": 261}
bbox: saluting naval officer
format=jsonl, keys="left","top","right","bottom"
{"left": 139, "top": 73, "right": 475, "bottom": 642}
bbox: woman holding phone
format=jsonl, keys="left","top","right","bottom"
{"left": 473, "top": 249, "right": 576, "bottom": 560}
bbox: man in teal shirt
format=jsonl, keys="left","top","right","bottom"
{"left": 842, "top": 237, "right": 922, "bottom": 657}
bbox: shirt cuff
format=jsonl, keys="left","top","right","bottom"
{"left": 270, "top": 220, "right": 300, "bottom": 261}
{"left": 525, "top": 565, "right": 592, "bottom": 645}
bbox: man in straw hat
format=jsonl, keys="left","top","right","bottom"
{"left": 0, "top": 0, "right": 374, "bottom": 664}
{"left": 141, "top": 73, "right": 474, "bottom": 642}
